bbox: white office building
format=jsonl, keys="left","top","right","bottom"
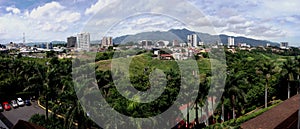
{"left": 280, "top": 42, "right": 288, "bottom": 49}
{"left": 77, "top": 32, "right": 90, "bottom": 51}
{"left": 228, "top": 37, "right": 235, "bottom": 46}
{"left": 187, "top": 34, "right": 198, "bottom": 47}
{"left": 101, "top": 37, "right": 113, "bottom": 48}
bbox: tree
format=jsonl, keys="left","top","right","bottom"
{"left": 295, "top": 56, "right": 300, "bottom": 94}
{"left": 257, "top": 60, "right": 277, "bottom": 108}
{"left": 282, "top": 58, "right": 296, "bottom": 98}
{"left": 225, "top": 59, "right": 247, "bottom": 119}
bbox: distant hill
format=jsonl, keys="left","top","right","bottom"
{"left": 50, "top": 41, "right": 66, "bottom": 45}
{"left": 113, "top": 28, "right": 279, "bottom": 47}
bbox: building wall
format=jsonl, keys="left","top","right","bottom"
{"left": 67, "top": 36, "right": 76, "bottom": 48}
{"left": 77, "top": 32, "right": 90, "bottom": 51}
{"left": 280, "top": 42, "right": 288, "bottom": 49}
{"left": 101, "top": 37, "right": 113, "bottom": 48}
{"left": 228, "top": 37, "right": 235, "bottom": 46}
{"left": 187, "top": 34, "right": 198, "bottom": 47}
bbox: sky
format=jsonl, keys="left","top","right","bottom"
{"left": 0, "top": 0, "right": 299, "bottom": 46}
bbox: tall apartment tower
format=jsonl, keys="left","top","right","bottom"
{"left": 172, "top": 40, "right": 179, "bottom": 47}
{"left": 187, "top": 34, "right": 198, "bottom": 47}
{"left": 101, "top": 37, "right": 113, "bottom": 48}
{"left": 67, "top": 36, "right": 77, "bottom": 48}
{"left": 280, "top": 42, "right": 288, "bottom": 49}
{"left": 77, "top": 32, "right": 90, "bottom": 51}
{"left": 228, "top": 37, "right": 235, "bottom": 46}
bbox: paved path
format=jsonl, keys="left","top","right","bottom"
{"left": 0, "top": 120, "right": 8, "bottom": 129}
{"left": 1, "top": 101, "right": 45, "bottom": 126}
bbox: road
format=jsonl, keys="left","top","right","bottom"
{"left": 1, "top": 101, "right": 45, "bottom": 126}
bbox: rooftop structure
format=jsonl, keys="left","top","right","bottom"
{"left": 241, "top": 94, "right": 299, "bottom": 129}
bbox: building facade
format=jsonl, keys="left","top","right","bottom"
{"left": 67, "top": 36, "right": 77, "bottom": 48}
{"left": 228, "top": 37, "right": 235, "bottom": 46}
{"left": 280, "top": 42, "right": 288, "bottom": 49}
{"left": 77, "top": 32, "right": 90, "bottom": 51}
{"left": 187, "top": 34, "right": 198, "bottom": 47}
{"left": 101, "top": 37, "right": 113, "bottom": 48}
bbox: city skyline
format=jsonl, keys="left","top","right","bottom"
{"left": 0, "top": 0, "right": 299, "bottom": 46}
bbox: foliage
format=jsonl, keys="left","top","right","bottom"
{"left": 29, "top": 114, "right": 64, "bottom": 129}
{"left": 2, "top": 48, "right": 300, "bottom": 128}
{"left": 205, "top": 100, "right": 282, "bottom": 128}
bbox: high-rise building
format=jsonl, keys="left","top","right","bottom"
{"left": 228, "top": 37, "right": 235, "bottom": 46}
{"left": 280, "top": 42, "right": 288, "bottom": 49}
{"left": 46, "top": 42, "right": 53, "bottom": 49}
{"left": 187, "top": 34, "right": 198, "bottom": 47}
{"left": 77, "top": 32, "right": 90, "bottom": 51}
{"left": 101, "top": 37, "right": 113, "bottom": 48}
{"left": 67, "top": 36, "right": 77, "bottom": 48}
{"left": 173, "top": 40, "right": 179, "bottom": 47}
{"left": 139, "top": 40, "right": 153, "bottom": 47}
{"left": 199, "top": 42, "right": 204, "bottom": 46}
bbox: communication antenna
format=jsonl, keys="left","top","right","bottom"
{"left": 23, "top": 32, "right": 25, "bottom": 44}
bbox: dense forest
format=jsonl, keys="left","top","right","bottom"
{"left": 0, "top": 47, "right": 299, "bottom": 129}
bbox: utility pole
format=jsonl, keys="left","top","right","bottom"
{"left": 23, "top": 32, "right": 25, "bottom": 44}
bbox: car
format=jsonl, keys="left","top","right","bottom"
{"left": 25, "top": 100, "right": 31, "bottom": 106}
{"left": 17, "top": 98, "right": 25, "bottom": 106}
{"left": 0, "top": 104, "right": 3, "bottom": 111}
{"left": 2, "top": 102, "right": 11, "bottom": 111}
{"left": 11, "top": 100, "right": 18, "bottom": 108}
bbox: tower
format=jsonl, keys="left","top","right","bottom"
{"left": 23, "top": 32, "right": 25, "bottom": 44}
{"left": 187, "top": 34, "right": 198, "bottom": 47}
{"left": 228, "top": 37, "right": 235, "bottom": 46}
{"left": 77, "top": 32, "right": 90, "bottom": 51}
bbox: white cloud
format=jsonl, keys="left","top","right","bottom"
{"left": 85, "top": 0, "right": 118, "bottom": 15}
{"left": 56, "top": 11, "right": 81, "bottom": 23}
{"left": 227, "top": 15, "right": 246, "bottom": 24}
{"left": 0, "top": 1, "right": 83, "bottom": 43}
{"left": 257, "top": 0, "right": 300, "bottom": 18}
{"left": 105, "top": 14, "right": 186, "bottom": 38}
{"left": 82, "top": 0, "right": 219, "bottom": 39}
{"left": 28, "top": 2, "right": 64, "bottom": 19}
{"left": 6, "top": 7, "right": 21, "bottom": 14}
{"left": 1, "top": 0, "right": 299, "bottom": 45}
{"left": 22, "top": 1, "right": 82, "bottom": 33}
{"left": 28, "top": 1, "right": 80, "bottom": 23}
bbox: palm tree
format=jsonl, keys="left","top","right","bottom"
{"left": 226, "top": 85, "right": 245, "bottom": 119}
{"left": 23, "top": 63, "right": 45, "bottom": 97}
{"left": 225, "top": 64, "right": 246, "bottom": 119}
{"left": 295, "top": 56, "right": 300, "bottom": 94}
{"left": 257, "top": 60, "right": 277, "bottom": 108}
{"left": 55, "top": 76, "right": 91, "bottom": 129}
{"left": 283, "top": 58, "right": 296, "bottom": 98}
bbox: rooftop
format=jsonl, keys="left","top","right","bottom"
{"left": 241, "top": 94, "right": 299, "bottom": 129}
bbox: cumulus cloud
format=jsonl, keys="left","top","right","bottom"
{"left": 227, "top": 15, "right": 246, "bottom": 24}
{"left": 85, "top": 0, "right": 118, "bottom": 15}
{"left": 1, "top": 0, "right": 299, "bottom": 44}
{"left": 82, "top": 0, "right": 218, "bottom": 38}
{"left": 6, "top": 6, "right": 21, "bottom": 14}
{"left": 224, "top": 23, "right": 286, "bottom": 38}
{"left": 106, "top": 14, "right": 186, "bottom": 37}
{"left": 0, "top": 1, "right": 83, "bottom": 43}
{"left": 21, "top": 1, "right": 81, "bottom": 33}
{"left": 28, "top": 1, "right": 80, "bottom": 23}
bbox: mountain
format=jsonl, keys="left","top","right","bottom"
{"left": 113, "top": 28, "right": 279, "bottom": 47}
{"left": 50, "top": 41, "right": 66, "bottom": 44}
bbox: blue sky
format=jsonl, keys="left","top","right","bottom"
{"left": 0, "top": 0, "right": 299, "bottom": 46}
